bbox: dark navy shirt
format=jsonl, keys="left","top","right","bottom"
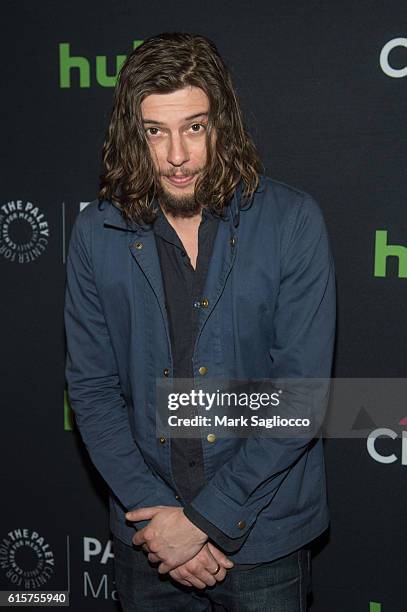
{"left": 153, "top": 205, "right": 266, "bottom": 567}
{"left": 153, "top": 205, "right": 218, "bottom": 503}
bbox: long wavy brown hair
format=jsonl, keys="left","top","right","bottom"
{"left": 99, "top": 32, "right": 263, "bottom": 225}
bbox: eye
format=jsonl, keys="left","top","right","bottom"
{"left": 190, "top": 123, "right": 206, "bottom": 133}
{"left": 146, "top": 127, "right": 160, "bottom": 137}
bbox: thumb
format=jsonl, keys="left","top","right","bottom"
{"left": 125, "top": 506, "right": 161, "bottom": 522}
{"left": 207, "top": 542, "right": 234, "bottom": 568}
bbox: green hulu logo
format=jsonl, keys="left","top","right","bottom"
{"left": 59, "top": 40, "right": 143, "bottom": 88}
{"left": 64, "top": 390, "right": 74, "bottom": 431}
{"left": 374, "top": 230, "right": 407, "bottom": 277}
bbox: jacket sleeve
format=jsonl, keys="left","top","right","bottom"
{"left": 183, "top": 504, "right": 247, "bottom": 552}
{"left": 187, "top": 194, "right": 336, "bottom": 547}
{"left": 64, "top": 209, "right": 180, "bottom": 516}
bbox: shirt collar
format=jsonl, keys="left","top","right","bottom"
{"left": 153, "top": 205, "right": 220, "bottom": 246}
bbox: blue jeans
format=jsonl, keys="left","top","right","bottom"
{"left": 113, "top": 536, "right": 311, "bottom": 612}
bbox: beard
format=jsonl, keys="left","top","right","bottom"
{"left": 157, "top": 170, "right": 208, "bottom": 218}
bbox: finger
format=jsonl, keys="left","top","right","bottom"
{"left": 211, "top": 567, "right": 227, "bottom": 582}
{"left": 207, "top": 542, "right": 234, "bottom": 569}
{"left": 147, "top": 552, "right": 161, "bottom": 563}
{"left": 132, "top": 532, "right": 145, "bottom": 547}
{"left": 169, "top": 571, "right": 193, "bottom": 587}
{"left": 190, "top": 567, "right": 218, "bottom": 587}
{"left": 182, "top": 553, "right": 223, "bottom": 586}
{"left": 193, "top": 545, "right": 226, "bottom": 577}
{"left": 157, "top": 550, "right": 196, "bottom": 574}
{"left": 157, "top": 562, "right": 173, "bottom": 574}
{"left": 133, "top": 531, "right": 146, "bottom": 546}
{"left": 180, "top": 572, "right": 207, "bottom": 590}
{"left": 125, "top": 506, "right": 161, "bottom": 522}
{"left": 188, "top": 558, "right": 226, "bottom": 585}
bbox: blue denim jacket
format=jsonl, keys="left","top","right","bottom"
{"left": 64, "top": 175, "right": 336, "bottom": 563}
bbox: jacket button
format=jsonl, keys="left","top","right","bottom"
{"left": 237, "top": 520, "right": 246, "bottom": 530}
{"left": 200, "top": 298, "right": 209, "bottom": 308}
{"left": 134, "top": 241, "right": 143, "bottom": 250}
{"left": 175, "top": 494, "right": 181, "bottom": 500}
{"left": 198, "top": 366, "right": 207, "bottom": 375}
{"left": 207, "top": 433, "right": 216, "bottom": 443}
{"left": 163, "top": 368, "right": 170, "bottom": 377}
{"left": 159, "top": 436, "right": 166, "bottom": 444}
{"left": 230, "top": 236, "right": 236, "bottom": 247}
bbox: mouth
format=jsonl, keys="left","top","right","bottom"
{"left": 164, "top": 174, "right": 195, "bottom": 187}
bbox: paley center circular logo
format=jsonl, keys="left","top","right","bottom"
{"left": 0, "top": 528, "right": 55, "bottom": 588}
{"left": 0, "top": 200, "right": 50, "bottom": 263}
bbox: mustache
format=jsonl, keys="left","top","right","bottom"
{"left": 161, "top": 166, "right": 205, "bottom": 178}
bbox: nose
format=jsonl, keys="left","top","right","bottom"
{"left": 167, "top": 133, "right": 189, "bottom": 167}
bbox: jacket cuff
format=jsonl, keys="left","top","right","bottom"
{"left": 187, "top": 482, "right": 255, "bottom": 540}
{"left": 183, "top": 503, "right": 248, "bottom": 552}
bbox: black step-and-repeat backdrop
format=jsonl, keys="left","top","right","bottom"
{"left": 1, "top": 1, "right": 406, "bottom": 610}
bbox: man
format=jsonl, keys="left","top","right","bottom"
{"left": 64, "top": 32, "right": 336, "bottom": 611}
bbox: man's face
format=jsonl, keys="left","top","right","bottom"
{"left": 141, "top": 86, "right": 210, "bottom": 217}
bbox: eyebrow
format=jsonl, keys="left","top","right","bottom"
{"left": 142, "top": 112, "right": 209, "bottom": 125}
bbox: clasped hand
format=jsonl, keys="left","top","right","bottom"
{"left": 125, "top": 506, "right": 234, "bottom": 588}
